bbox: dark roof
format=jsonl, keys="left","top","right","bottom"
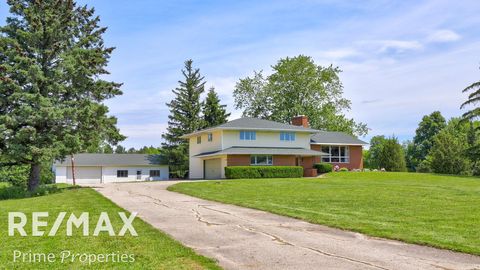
{"left": 183, "top": 117, "right": 319, "bottom": 137}
{"left": 194, "top": 147, "right": 327, "bottom": 158}
{"left": 54, "top": 154, "right": 166, "bottom": 166}
{"left": 310, "top": 131, "right": 368, "bottom": 145}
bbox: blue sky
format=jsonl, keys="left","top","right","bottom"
{"left": 1, "top": 0, "right": 480, "bottom": 148}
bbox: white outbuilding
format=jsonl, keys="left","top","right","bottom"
{"left": 54, "top": 153, "right": 169, "bottom": 184}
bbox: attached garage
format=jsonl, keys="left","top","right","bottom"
{"left": 204, "top": 158, "right": 222, "bottom": 179}
{"left": 66, "top": 166, "right": 102, "bottom": 184}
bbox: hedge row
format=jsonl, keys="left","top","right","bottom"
{"left": 225, "top": 166, "right": 303, "bottom": 179}
{"left": 313, "top": 163, "right": 333, "bottom": 173}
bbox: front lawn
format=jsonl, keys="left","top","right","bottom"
{"left": 169, "top": 172, "right": 480, "bottom": 255}
{"left": 0, "top": 187, "right": 220, "bottom": 269}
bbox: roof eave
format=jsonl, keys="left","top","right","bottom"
{"left": 310, "top": 142, "right": 368, "bottom": 146}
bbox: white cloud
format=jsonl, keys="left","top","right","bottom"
{"left": 319, "top": 48, "right": 359, "bottom": 60}
{"left": 426, "top": 29, "right": 461, "bottom": 43}
{"left": 377, "top": 40, "right": 423, "bottom": 53}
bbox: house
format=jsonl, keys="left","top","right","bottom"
{"left": 182, "top": 116, "right": 367, "bottom": 179}
{"left": 54, "top": 153, "right": 169, "bottom": 184}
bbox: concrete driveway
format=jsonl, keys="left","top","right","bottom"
{"left": 93, "top": 181, "right": 480, "bottom": 270}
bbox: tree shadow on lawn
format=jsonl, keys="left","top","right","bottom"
{"left": 0, "top": 184, "right": 80, "bottom": 201}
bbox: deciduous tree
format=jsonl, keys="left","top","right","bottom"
{"left": 233, "top": 55, "right": 368, "bottom": 136}
{"left": 407, "top": 111, "right": 446, "bottom": 171}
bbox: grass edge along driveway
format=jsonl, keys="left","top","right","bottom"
{"left": 169, "top": 172, "right": 480, "bottom": 256}
{"left": 0, "top": 186, "right": 220, "bottom": 270}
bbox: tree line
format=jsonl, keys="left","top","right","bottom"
{"left": 364, "top": 73, "right": 480, "bottom": 175}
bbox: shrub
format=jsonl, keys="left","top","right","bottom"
{"left": 339, "top": 167, "right": 349, "bottom": 172}
{"left": 0, "top": 163, "right": 55, "bottom": 187}
{"left": 313, "top": 163, "right": 333, "bottom": 174}
{"left": 416, "top": 159, "right": 431, "bottom": 173}
{"left": 0, "top": 184, "right": 63, "bottom": 200}
{"left": 225, "top": 166, "right": 303, "bottom": 179}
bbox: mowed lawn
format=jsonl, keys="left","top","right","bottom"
{"left": 0, "top": 186, "right": 220, "bottom": 269}
{"left": 169, "top": 172, "right": 480, "bottom": 255}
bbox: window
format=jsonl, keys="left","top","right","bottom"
{"left": 240, "top": 131, "right": 256, "bottom": 140}
{"left": 280, "top": 132, "right": 296, "bottom": 141}
{"left": 250, "top": 155, "right": 273, "bottom": 165}
{"left": 196, "top": 136, "right": 201, "bottom": 144}
{"left": 207, "top": 133, "right": 213, "bottom": 142}
{"left": 321, "top": 146, "right": 350, "bottom": 163}
{"left": 149, "top": 170, "right": 160, "bottom": 177}
{"left": 117, "top": 170, "right": 128, "bottom": 178}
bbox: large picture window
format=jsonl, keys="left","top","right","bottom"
{"left": 240, "top": 131, "right": 256, "bottom": 140}
{"left": 280, "top": 132, "right": 295, "bottom": 141}
{"left": 250, "top": 155, "right": 273, "bottom": 165}
{"left": 321, "top": 146, "right": 350, "bottom": 163}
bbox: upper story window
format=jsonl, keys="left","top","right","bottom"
{"left": 280, "top": 132, "right": 296, "bottom": 141}
{"left": 240, "top": 131, "right": 256, "bottom": 140}
{"left": 207, "top": 133, "right": 213, "bottom": 142}
{"left": 196, "top": 136, "right": 202, "bottom": 144}
{"left": 321, "top": 146, "right": 350, "bottom": 163}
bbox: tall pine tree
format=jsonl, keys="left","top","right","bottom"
{"left": 202, "top": 87, "right": 230, "bottom": 128}
{"left": 162, "top": 59, "right": 205, "bottom": 178}
{"left": 0, "top": 0, "right": 124, "bottom": 191}
{"left": 461, "top": 66, "right": 480, "bottom": 122}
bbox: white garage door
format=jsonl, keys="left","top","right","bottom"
{"left": 66, "top": 166, "right": 102, "bottom": 184}
{"left": 204, "top": 159, "right": 221, "bottom": 179}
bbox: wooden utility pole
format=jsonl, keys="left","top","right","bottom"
{"left": 70, "top": 154, "right": 76, "bottom": 186}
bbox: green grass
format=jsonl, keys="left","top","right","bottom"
{"left": 0, "top": 187, "right": 220, "bottom": 269}
{"left": 169, "top": 172, "right": 480, "bottom": 255}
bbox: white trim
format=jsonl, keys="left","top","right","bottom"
{"left": 220, "top": 130, "right": 224, "bottom": 150}
{"left": 250, "top": 155, "right": 273, "bottom": 166}
{"left": 319, "top": 145, "right": 351, "bottom": 163}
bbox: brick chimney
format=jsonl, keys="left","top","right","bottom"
{"left": 291, "top": 115, "right": 309, "bottom": 128}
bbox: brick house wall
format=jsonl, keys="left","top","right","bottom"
{"left": 227, "top": 155, "right": 297, "bottom": 166}
{"left": 227, "top": 155, "right": 251, "bottom": 166}
{"left": 272, "top": 155, "right": 296, "bottom": 166}
{"left": 226, "top": 154, "right": 316, "bottom": 177}
{"left": 311, "top": 145, "right": 363, "bottom": 170}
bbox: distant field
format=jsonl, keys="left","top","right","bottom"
{"left": 169, "top": 172, "right": 480, "bottom": 255}
{"left": 0, "top": 187, "right": 220, "bottom": 269}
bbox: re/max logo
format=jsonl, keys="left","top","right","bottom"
{"left": 8, "top": 212, "right": 138, "bottom": 236}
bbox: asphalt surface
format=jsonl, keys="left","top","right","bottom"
{"left": 93, "top": 181, "right": 480, "bottom": 270}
